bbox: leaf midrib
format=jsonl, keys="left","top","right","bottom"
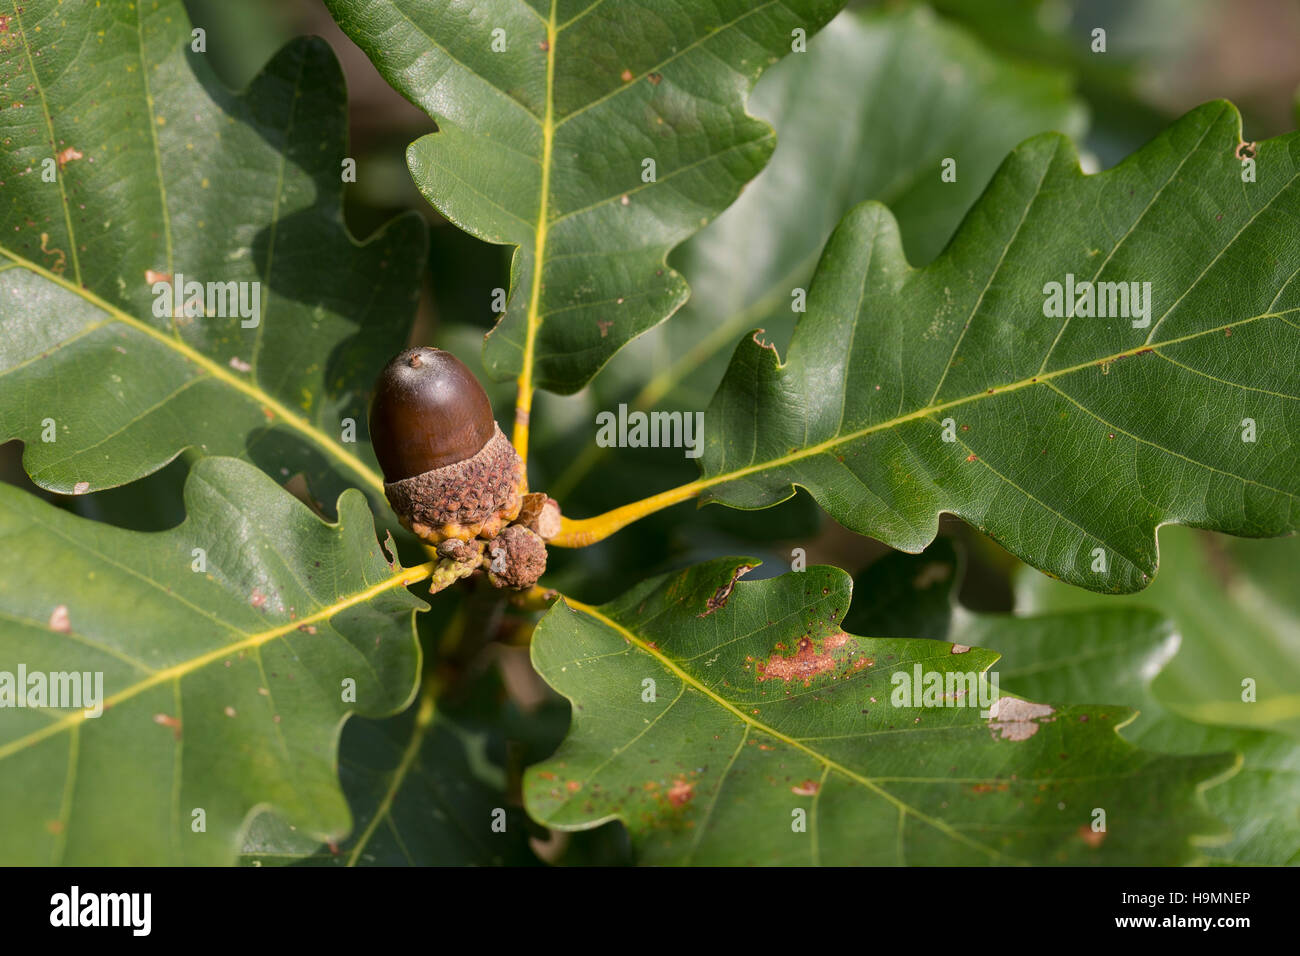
{"left": 704, "top": 306, "right": 1296, "bottom": 491}
{"left": 345, "top": 684, "right": 434, "bottom": 866}
{"left": 0, "top": 560, "right": 433, "bottom": 762}
{"left": 556, "top": 305, "right": 1297, "bottom": 545}
{"left": 511, "top": 0, "right": 558, "bottom": 451}
{"left": 559, "top": 595, "right": 1020, "bottom": 864}
{"left": 0, "top": 248, "right": 386, "bottom": 495}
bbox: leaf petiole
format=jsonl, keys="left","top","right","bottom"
{"left": 551, "top": 478, "right": 707, "bottom": 547}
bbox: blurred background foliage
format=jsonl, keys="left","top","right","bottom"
{"left": 4, "top": 0, "right": 1297, "bottom": 864}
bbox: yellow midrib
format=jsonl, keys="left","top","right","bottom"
{"left": 557, "top": 596, "right": 1017, "bottom": 863}
{"left": 511, "top": 1, "right": 558, "bottom": 459}
{"left": 0, "top": 561, "right": 434, "bottom": 762}
{"left": 0, "top": 247, "right": 386, "bottom": 495}
{"left": 553, "top": 306, "right": 1294, "bottom": 545}
{"left": 704, "top": 312, "right": 1281, "bottom": 489}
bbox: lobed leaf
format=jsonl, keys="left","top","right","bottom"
{"left": 525, "top": 557, "right": 1231, "bottom": 864}
{"left": 698, "top": 102, "right": 1300, "bottom": 591}
{"left": 974, "top": 609, "right": 1300, "bottom": 866}
{"left": 1019, "top": 525, "right": 1300, "bottom": 737}
{"left": 656, "top": 4, "right": 1087, "bottom": 405}
{"left": 0, "top": 0, "right": 424, "bottom": 511}
{"left": 324, "top": 0, "right": 845, "bottom": 395}
{"left": 0, "top": 457, "right": 426, "bottom": 865}
{"left": 240, "top": 688, "right": 537, "bottom": 866}
{"left": 854, "top": 534, "right": 1300, "bottom": 865}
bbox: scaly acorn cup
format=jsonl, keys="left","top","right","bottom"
{"left": 369, "top": 347, "right": 526, "bottom": 545}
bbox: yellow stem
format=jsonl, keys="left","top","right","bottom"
{"left": 512, "top": 1, "right": 558, "bottom": 463}
{"left": 550, "top": 305, "right": 1294, "bottom": 548}
{"left": 552, "top": 478, "right": 706, "bottom": 547}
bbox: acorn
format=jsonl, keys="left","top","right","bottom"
{"left": 369, "top": 347, "right": 525, "bottom": 544}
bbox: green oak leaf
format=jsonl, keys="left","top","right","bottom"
{"left": 696, "top": 101, "right": 1300, "bottom": 592}
{"left": 969, "top": 609, "right": 1300, "bottom": 866}
{"left": 525, "top": 557, "right": 1231, "bottom": 865}
{"left": 853, "top": 536, "right": 1299, "bottom": 865}
{"left": 0, "top": 0, "right": 425, "bottom": 512}
{"left": 544, "top": 4, "right": 1086, "bottom": 500}
{"left": 0, "top": 457, "right": 426, "bottom": 865}
{"left": 646, "top": 5, "right": 1087, "bottom": 408}
{"left": 323, "top": 0, "right": 844, "bottom": 394}
{"left": 1019, "top": 526, "right": 1300, "bottom": 737}
{"left": 239, "top": 686, "right": 537, "bottom": 866}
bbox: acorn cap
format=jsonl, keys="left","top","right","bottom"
{"left": 384, "top": 423, "right": 525, "bottom": 543}
{"left": 369, "top": 347, "right": 496, "bottom": 482}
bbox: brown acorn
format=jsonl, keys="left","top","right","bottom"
{"left": 370, "top": 347, "right": 525, "bottom": 544}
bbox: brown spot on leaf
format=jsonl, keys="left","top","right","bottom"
{"left": 144, "top": 269, "right": 171, "bottom": 285}
{"left": 758, "top": 631, "right": 861, "bottom": 686}
{"left": 250, "top": 589, "right": 266, "bottom": 608}
{"left": 648, "top": 72, "right": 662, "bottom": 85}
{"left": 950, "top": 644, "right": 971, "bottom": 655}
{"left": 699, "top": 564, "right": 753, "bottom": 617}
{"left": 667, "top": 777, "right": 694, "bottom": 807}
{"left": 620, "top": 69, "right": 633, "bottom": 82}
{"left": 72, "top": 481, "right": 90, "bottom": 495}
{"left": 596, "top": 319, "right": 613, "bottom": 337}
{"left": 1235, "top": 140, "right": 1257, "bottom": 160}
{"left": 987, "top": 697, "right": 1055, "bottom": 741}
{"left": 55, "top": 146, "right": 82, "bottom": 168}
{"left": 791, "top": 779, "right": 819, "bottom": 796}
